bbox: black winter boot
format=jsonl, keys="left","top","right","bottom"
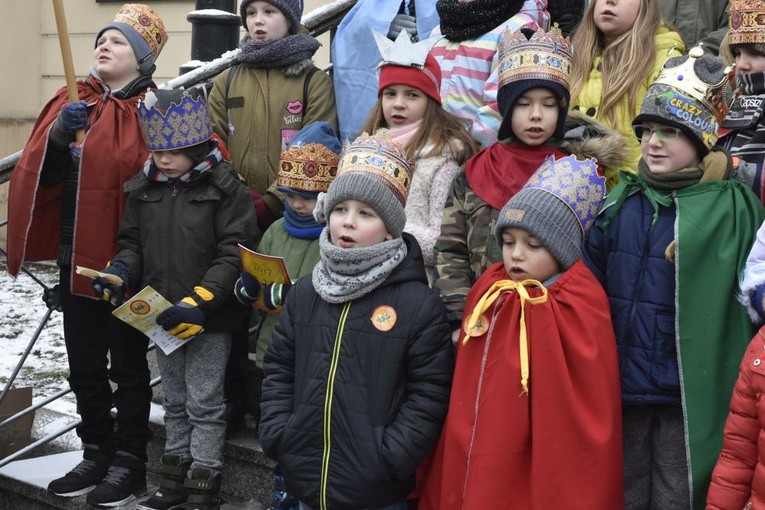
{"left": 184, "top": 467, "right": 223, "bottom": 510}
{"left": 137, "top": 454, "right": 192, "bottom": 510}
{"left": 86, "top": 450, "right": 147, "bottom": 507}
{"left": 47, "top": 443, "right": 112, "bottom": 497}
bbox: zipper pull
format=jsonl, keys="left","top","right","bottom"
{"left": 171, "top": 184, "right": 178, "bottom": 198}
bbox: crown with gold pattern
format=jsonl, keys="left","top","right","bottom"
{"left": 729, "top": 0, "right": 765, "bottom": 48}
{"left": 137, "top": 89, "right": 213, "bottom": 151}
{"left": 277, "top": 122, "right": 340, "bottom": 194}
{"left": 497, "top": 24, "right": 573, "bottom": 91}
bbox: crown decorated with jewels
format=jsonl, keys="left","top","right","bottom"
{"left": 112, "top": 4, "right": 168, "bottom": 61}
{"left": 278, "top": 122, "right": 341, "bottom": 194}
{"left": 497, "top": 24, "right": 573, "bottom": 90}
{"left": 137, "top": 89, "right": 213, "bottom": 151}
{"left": 336, "top": 133, "right": 413, "bottom": 206}
{"left": 653, "top": 47, "right": 734, "bottom": 123}
{"left": 729, "top": 0, "right": 765, "bottom": 47}
{"left": 523, "top": 155, "right": 605, "bottom": 235}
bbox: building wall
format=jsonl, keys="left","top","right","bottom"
{"left": 0, "top": 0, "right": 333, "bottom": 246}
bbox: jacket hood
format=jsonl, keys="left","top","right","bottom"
{"left": 284, "top": 58, "right": 314, "bottom": 77}
{"left": 562, "top": 109, "right": 631, "bottom": 177}
{"left": 655, "top": 25, "right": 685, "bottom": 54}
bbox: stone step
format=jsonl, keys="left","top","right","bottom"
{"left": 0, "top": 404, "right": 276, "bottom": 509}
{"left": 0, "top": 451, "right": 263, "bottom": 509}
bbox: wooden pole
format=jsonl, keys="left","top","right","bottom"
{"left": 52, "top": 0, "right": 84, "bottom": 142}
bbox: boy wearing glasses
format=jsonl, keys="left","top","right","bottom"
{"left": 583, "top": 49, "right": 765, "bottom": 509}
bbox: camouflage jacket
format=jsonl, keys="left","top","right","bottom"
{"left": 433, "top": 171, "right": 502, "bottom": 326}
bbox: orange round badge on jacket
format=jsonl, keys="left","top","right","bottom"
{"left": 371, "top": 305, "right": 397, "bottom": 332}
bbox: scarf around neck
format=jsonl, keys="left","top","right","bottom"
{"left": 283, "top": 200, "right": 323, "bottom": 239}
{"left": 237, "top": 34, "right": 320, "bottom": 69}
{"left": 387, "top": 121, "right": 422, "bottom": 150}
{"left": 312, "top": 229, "right": 408, "bottom": 304}
{"left": 436, "top": 0, "right": 525, "bottom": 41}
{"left": 143, "top": 139, "right": 222, "bottom": 184}
{"left": 465, "top": 142, "right": 569, "bottom": 210}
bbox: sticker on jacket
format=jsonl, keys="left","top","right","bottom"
{"left": 281, "top": 129, "right": 299, "bottom": 150}
{"left": 371, "top": 305, "right": 397, "bottom": 332}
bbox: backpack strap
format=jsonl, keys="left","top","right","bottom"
{"left": 224, "top": 64, "right": 241, "bottom": 135}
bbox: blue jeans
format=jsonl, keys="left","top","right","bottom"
{"left": 298, "top": 501, "right": 407, "bottom": 510}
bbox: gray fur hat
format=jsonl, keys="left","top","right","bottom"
{"left": 322, "top": 134, "right": 413, "bottom": 238}
{"left": 240, "top": 0, "right": 303, "bottom": 34}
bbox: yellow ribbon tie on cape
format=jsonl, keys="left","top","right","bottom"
{"left": 462, "top": 279, "right": 549, "bottom": 395}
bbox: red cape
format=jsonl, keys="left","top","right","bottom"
{"left": 7, "top": 76, "right": 150, "bottom": 296}
{"left": 465, "top": 142, "right": 570, "bottom": 210}
{"left": 419, "top": 261, "right": 623, "bottom": 509}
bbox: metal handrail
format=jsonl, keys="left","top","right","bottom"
{"left": 0, "top": 0, "right": 356, "bottom": 466}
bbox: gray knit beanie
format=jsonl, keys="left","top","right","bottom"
{"left": 494, "top": 154, "right": 606, "bottom": 271}
{"left": 495, "top": 188, "right": 582, "bottom": 270}
{"left": 323, "top": 134, "right": 413, "bottom": 238}
{"left": 240, "top": 0, "right": 303, "bottom": 34}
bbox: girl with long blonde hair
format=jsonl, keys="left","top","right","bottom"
{"left": 569, "top": 0, "right": 683, "bottom": 187}
{"left": 360, "top": 48, "right": 479, "bottom": 283}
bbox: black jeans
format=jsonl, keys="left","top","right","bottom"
{"left": 59, "top": 267, "right": 152, "bottom": 461}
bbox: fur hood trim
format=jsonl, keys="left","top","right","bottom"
{"left": 284, "top": 59, "right": 315, "bottom": 77}
{"left": 561, "top": 109, "right": 631, "bottom": 175}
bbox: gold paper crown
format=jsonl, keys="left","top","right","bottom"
{"left": 277, "top": 144, "right": 339, "bottom": 194}
{"left": 497, "top": 24, "right": 573, "bottom": 90}
{"left": 113, "top": 4, "right": 168, "bottom": 61}
{"left": 653, "top": 47, "right": 734, "bottom": 123}
{"left": 729, "top": 0, "right": 765, "bottom": 47}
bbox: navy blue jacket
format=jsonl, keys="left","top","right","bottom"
{"left": 583, "top": 191, "right": 681, "bottom": 405}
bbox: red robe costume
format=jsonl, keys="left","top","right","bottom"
{"left": 419, "top": 260, "right": 623, "bottom": 509}
{"left": 6, "top": 75, "right": 150, "bottom": 296}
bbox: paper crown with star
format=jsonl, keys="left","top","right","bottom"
{"left": 137, "top": 89, "right": 213, "bottom": 151}
{"left": 495, "top": 155, "right": 605, "bottom": 270}
{"left": 374, "top": 30, "right": 442, "bottom": 104}
{"left": 729, "top": 0, "right": 765, "bottom": 49}
{"left": 634, "top": 47, "right": 734, "bottom": 153}
{"left": 497, "top": 23, "right": 573, "bottom": 91}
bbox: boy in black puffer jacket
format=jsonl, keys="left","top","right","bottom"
{"left": 259, "top": 133, "right": 455, "bottom": 510}
{"left": 93, "top": 88, "right": 258, "bottom": 510}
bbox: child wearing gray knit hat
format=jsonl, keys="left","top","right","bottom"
{"left": 495, "top": 154, "right": 606, "bottom": 276}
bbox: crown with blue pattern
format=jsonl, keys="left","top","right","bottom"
{"left": 137, "top": 89, "right": 213, "bottom": 151}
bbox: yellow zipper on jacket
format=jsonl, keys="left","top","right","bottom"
{"left": 320, "top": 301, "right": 351, "bottom": 510}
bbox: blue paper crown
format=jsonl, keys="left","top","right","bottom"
{"left": 137, "top": 90, "right": 213, "bottom": 151}
{"left": 522, "top": 154, "right": 606, "bottom": 234}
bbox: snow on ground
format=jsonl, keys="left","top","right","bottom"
{"left": 0, "top": 260, "right": 76, "bottom": 416}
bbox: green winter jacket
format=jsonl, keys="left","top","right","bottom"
{"left": 208, "top": 60, "right": 337, "bottom": 218}
{"left": 254, "top": 218, "right": 321, "bottom": 368}
{"left": 658, "top": 0, "right": 729, "bottom": 55}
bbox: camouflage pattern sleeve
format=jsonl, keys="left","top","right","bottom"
{"left": 434, "top": 171, "right": 503, "bottom": 326}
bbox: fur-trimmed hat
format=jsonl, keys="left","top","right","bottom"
{"left": 277, "top": 122, "right": 341, "bottom": 196}
{"left": 240, "top": 0, "right": 303, "bottom": 35}
{"left": 96, "top": 4, "right": 168, "bottom": 76}
{"left": 323, "top": 133, "right": 413, "bottom": 238}
{"left": 497, "top": 24, "right": 573, "bottom": 141}
{"left": 495, "top": 154, "right": 605, "bottom": 270}
{"left": 633, "top": 47, "right": 734, "bottom": 155}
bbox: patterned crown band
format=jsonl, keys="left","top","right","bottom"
{"left": 653, "top": 47, "right": 734, "bottom": 124}
{"left": 278, "top": 143, "right": 339, "bottom": 193}
{"left": 113, "top": 4, "right": 168, "bottom": 60}
{"left": 729, "top": 0, "right": 765, "bottom": 46}
{"left": 137, "top": 91, "right": 213, "bottom": 151}
{"left": 523, "top": 155, "right": 605, "bottom": 235}
{"left": 337, "top": 135, "right": 413, "bottom": 205}
{"left": 498, "top": 24, "right": 573, "bottom": 90}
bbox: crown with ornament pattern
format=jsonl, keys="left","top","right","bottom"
{"left": 522, "top": 154, "right": 605, "bottom": 235}
{"left": 137, "top": 89, "right": 213, "bottom": 151}
{"left": 652, "top": 46, "right": 735, "bottom": 124}
{"left": 497, "top": 23, "right": 573, "bottom": 90}
{"left": 729, "top": 0, "right": 765, "bottom": 48}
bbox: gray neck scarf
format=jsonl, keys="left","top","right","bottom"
{"left": 312, "top": 229, "right": 408, "bottom": 304}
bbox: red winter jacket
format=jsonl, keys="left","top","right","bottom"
{"left": 707, "top": 328, "right": 765, "bottom": 510}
